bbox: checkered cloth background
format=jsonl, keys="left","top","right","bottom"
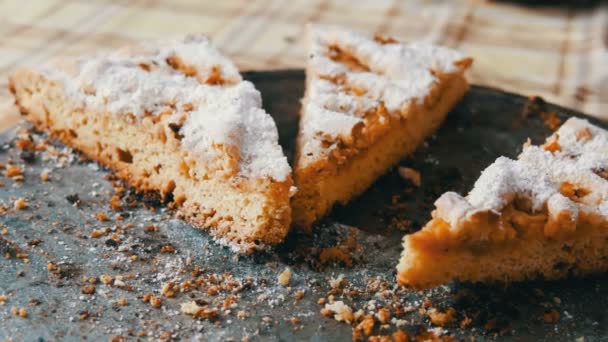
{"left": 0, "top": 0, "right": 606, "bottom": 131}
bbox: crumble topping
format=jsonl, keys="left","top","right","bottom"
{"left": 36, "top": 34, "right": 290, "bottom": 182}
{"left": 435, "top": 118, "right": 608, "bottom": 229}
{"left": 301, "top": 24, "right": 470, "bottom": 160}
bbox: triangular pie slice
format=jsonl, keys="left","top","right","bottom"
{"left": 398, "top": 117, "right": 608, "bottom": 288}
{"left": 292, "top": 24, "right": 473, "bottom": 230}
{"left": 9, "top": 34, "right": 293, "bottom": 253}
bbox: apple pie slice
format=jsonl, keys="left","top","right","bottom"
{"left": 9, "top": 34, "right": 293, "bottom": 253}
{"left": 398, "top": 117, "right": 608, "bottom": 288}
{"left": 292, "top": 24, "right": 472, "bottom": 230}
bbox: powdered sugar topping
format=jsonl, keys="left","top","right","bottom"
{"left": 301, "top": 24, "right": 469, "bottom": 159}
{"left": 38, "top": 34, "right": 290, "bottom": 181}
{"left": 435, "top": 118, "right": 608, "bottom": 228}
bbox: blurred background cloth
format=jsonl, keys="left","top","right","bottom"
{"left": 0, "top": 0, "right": 606, "bottom": 131}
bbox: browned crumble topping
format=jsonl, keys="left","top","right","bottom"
{"left": 576, "top": 127, "right": 593, "bottom": 141}
{"left": 540, "top": 111, "right": 562, "bottom": 131}
{"left": 543, "top": 134, "right": 561, "bottom": 153}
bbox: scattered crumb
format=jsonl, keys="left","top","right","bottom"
{"left": 40, "top": 171, "right": 50, "bottom": 182}
{"left": 4, "top": 165, "right": 22, "bottom": 178}
{"left": 149, "top": 296, "right": 162, "bottom": 308}
{"left": 13, "top": 198, "right": 27, "bottom": 210}
{"left": 278, "top": 267, "right": 292, "bottom": 286}
{"left": 11, "top": 306, "right": 27, "bottom": 318}
{"left": 180, "top": 301, "right": 218, "bottom": 319}
{"left": 145, "top": 224, "right": 158, "bottom": 233}
{"left": 81, "top": 284, "right": 96, "bottom": 295}
{"left": 110, "top": 195, "right": 121, "bottom": 211}
{"left": 117, "top": 298, "right": 128, "bottom": 306}
{"left": 160, "top": 244, "right": 175, "bottom": 253}
{"left": 100, "top": 274, "right": 113, "bottom": 285}
{"left": 322, "top": 301, "right": 354, "bottom": 323}
{"left": 95, "top": 212, "right": 109, "bottom": 221}
{"left": 398, "top": 167, "right": 421, "bottom": 187}
{"left": 428, "top": 307, "right": 456, "bottom": 327}
{"left": 540, "top": 111, "right": 562, "bottom": 131}
{"left": 353, "top": 315, "right": 375, "bottom": 339}
{"left": 161, "top": 282, "right": 178, "bottom": 298}
{"left": 543, "top": 309, "right": 560, "bottom": 323}
{"left": 329, "top": 274, "right": 345, "bottom": 289}
{"left": 376, "top": 308, "right": 391, "bottom": 324}
{"left": 91, "top": 229, "right": 106, "bottom": 238}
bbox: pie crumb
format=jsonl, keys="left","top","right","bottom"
{"left": 398, "top": 167, "right": 422, "bottom": 187}
{"left": 13, "top": 198, "right": 27, "bottom": 210}
{"left": 278, "top": 267, "right": 292, "bottom": 286}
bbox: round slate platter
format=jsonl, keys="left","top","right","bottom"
{"left": 0, "top": 70, "right": 607, "bottom": 341}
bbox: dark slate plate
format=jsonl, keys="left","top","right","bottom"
{"left": 0, "top": 70, "right": 607, "bottom": 341}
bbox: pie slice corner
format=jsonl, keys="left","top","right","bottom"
{"left": 397, "top": 117, "right": 608, "bottom": 289}
{"left": 291, "top": 24, "right": 473, "bottom": 230}
{"left": 9, "top": 34, "right": 293, "bottom": 253}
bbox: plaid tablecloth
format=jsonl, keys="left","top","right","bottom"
{"left": 0, "top": 0, "right": 606, "bottom": 131}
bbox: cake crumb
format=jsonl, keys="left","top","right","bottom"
{"left": 323, "top": 301, "right": 354, "bottom": 323}
{"left": 14, "top": 198, "right": 27, "bottom": 210}
{"left": 4, "top": 165, "right": 22, "bottom": 178}
{"left": 278, "top": 267, "right": 292, "bottom": 286}
{"left": 95, "top": 212, "right": 109, "bottom": 221}
{"left": 11, "top": 306, "right": 27, "bottom": 318}
{"left": 543, "top": 309, "right": 560, "bottom": 323}
{"left": 91, "top": 229, "right": 106, "bottom": 238}
{"left": 181, "top": 301, "right": 218, "bottom": 319}
{"left": 109, "top": 195, "right": 121, "bottom": 211}
{"left": 40, "top": 171, "right": 50, "bottom": 182}
{"left": 376, "top": 308, "right": 391, "bottom": 324}
{"left": 100, "top": 274, "right": 113, "bottom": 285}
{"left": 353, "top": 314, "right": 375, "bottom": 339}
{"left": 398, "top": 167, "right": 421, "bottom": 187}
{"left": 160, "top": 244, "right": 175, "bottom": 253}
{"left": 428, "top": 307, "right": 456, "bottom": 326}
{"left": 149, "top": 296, "right": 162, "bottom": 308}
{"left": 81, "top": 284, "right": 96, "bottom": 295}
{"left": 161, "top": 282, "right": 178, "bottom": 298}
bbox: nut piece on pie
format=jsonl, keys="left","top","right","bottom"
{"left": 397, "top": 117, "right": 608, "bottom": 289}
{"left": 292, "top": 24, "right": 473, "bottom": 230}
{"left": 9, "top": 34, "right": 293, "bottom": 253}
